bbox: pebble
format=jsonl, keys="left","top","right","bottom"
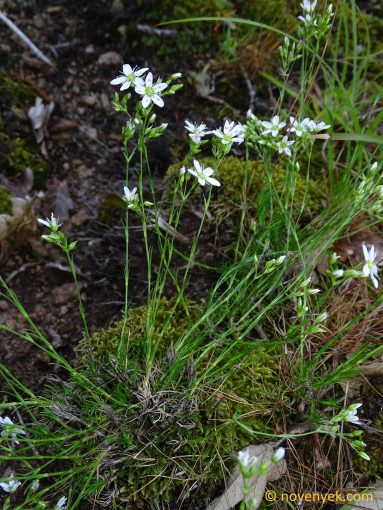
{"left": 33, "top": 14, "right": 45, "bottom": 29}
{"left": 97, "top": 51, "right": 122, "bottom": 66}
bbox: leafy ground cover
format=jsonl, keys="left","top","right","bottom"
{"left": 0, "top": 0, "right": 382, "bottom": 509}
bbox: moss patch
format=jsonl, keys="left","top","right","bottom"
{"left": 97, "top": 193, "right": 126, "bottom": 224}
{"left": 0, "top": 70, "right": 35, "bottom": 109}
{"left": 165, "top": 156, "right": 326, "bottom": 231}
{"left": 0, "top": 186, "right": 12, "bottom": 216}
{"left": 1, "top": 137, "right": 51, "bottom": 188}
{"left": 354, "top": 411, "right": 383, "bottom": 480}
{"left": 45, "top": 298, "right": 283, "bottom": 507}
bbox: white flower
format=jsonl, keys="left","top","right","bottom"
{"left": 0, "top": 416, "right": 26, "bottom": 446}
{"left": 188, "top": 160, "right": 220, "bottom": 187}
{"left": 212, "top": 120, "right": 245, "bottom": 145}
{"left": 298, "top": 13, "right": 317, "bottom": 25}
{"left": 110, "top": 64, "right": 148, "bottom": 91}
{"left": 135, "top": 72, "right": 168, "bottom": 108}
{"left": 333, "top": 269, "right": 344, "bottom": 278}
{"left": 301, "top": 0, "right": 317, "bottom": 12}
{"left": 277, "top": 136, "right": 295, "bottom": 157}
{"left": 238, "top": 449, "right": 257, "bottom": 468}
{"left": 371, "top": 162, "right": 378, "bottom": 171}
{"left": 260, "top": 116, "right": 286, "bottom": 137}
{"left": 289, "top": 117, "right": 311, "bottom": 137}
{"left": 37, "top": 213, "right": 61, "bottom": 232}
{"left": 362, "top": 244, "right": 380, "bottom": 288}
{"left": 309, "top": 120, "right": 331, "bottom": 132}
{"left": 123, "top": 187, "right": 138, "bottom": 208}
{"left": 0, "top": 473, "right": 21, "bottom": 493}
{"left": 184, "top": 120, "right": 209, "bottom": 144}
{"left": 272, "top": 447, "right": 285, "bottom": 462}
{"left": 55, "top": 496, "right": 67, "bottom": 510}
{"left": 316, "top": 311, "right": 328, "bottom": 322}
{"left": 344, "top": 403, "right": 363, "bottom": 424}
{"left": 276, "top": 255, "right": 287, "bottom": 264}
{"left": 180, "top": 166, "right": 186, "bottom": 175}
{"left": 30, "top": 479, "right": 40, "bottom": 493}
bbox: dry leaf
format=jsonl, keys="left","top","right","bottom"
{"left": 206, "top": 443, "right": 286, "bottom": 510}
{"left": 44, "top": 180, "right": 74, "bottom": 222}
{"left": 360, "top": 363, "right": 383, "bottom": 378}
{"left": 333, "top": 231, "right": 383, "bottom": 266}
{"left": 0, "top": 196, "right": 36, "bottom": 261}
{"left": 50, "top": 118, "right": 78, "bottom": 134}
{"left": 28, "top": 96, "right": 54, "bottom": 144}
{"left": 340, "top": 482, "right": 383, "bottom": 509}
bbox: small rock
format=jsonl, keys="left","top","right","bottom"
{"left": 33, "top": 14, "right": 45, "bottom": 29}
{"left": 81, "top": 94, "right": 98, "bottom": 106}
{"left": 111, "top": 0, "right": 124, "bottom": 13}
{"left": 97, "top": 51, "right": 122, "bottom": 66}
{"left": 53, "top": 283, "right": 76, "bottom": 305}
{"left": 100, "top": 93, "right": 110, "bottom": 111}
{"left": 85, "top": 44, "right": 95, "bottom": 54}
{"left": 0, "top": 44, "right": 11, "bottom": 53}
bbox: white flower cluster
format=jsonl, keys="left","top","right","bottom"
{"left": 330, "top": 240, "right": 381, "bottom": 289}
{"left": 238, "top": 446, "right": 285, "bottom": 471}
{"left": 184, "top": 119, "right": 244, "bottom": 147}
{"left": 184, "top": 120, "right": 209, "bottom": 144}
{"left": 55, "top": 496, "right": 67, "bottom": 510}
{"left": 212, "top": 120, "right": 245, "bottom": 146}
{"left": 253, "top": 114, "right": 330, "bottom": 157}
{"left": 0, "top": 473, "right": 21, "bottom": 494}
{"left": 183, "top": 160, "right": 221, "bottom": 187}
{"left": 0, "top": 415, "right": 26, "bottom": 447}
{"left": 331, "top": 403, "right": 363, "bottom": 426}
{"left": 111, "top": 64, "right": 169, "bottom": 108}
{"left": 187, "top": 160, "right": 221, "bottom": 187}
{"left": 298, "top": 0, "right": 334, "bottom": 34}
{"left": 37, "top": 213, "right": 61, "bottom": 232}
{"left": 362, "top": 244, "right": 380, "bottom": 289}
{"left": 298, "top": 0, "right": 318, "bottom": 26}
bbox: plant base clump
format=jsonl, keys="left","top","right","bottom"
{"left": 37, "top": 299, "right": 282, "bottom": 507}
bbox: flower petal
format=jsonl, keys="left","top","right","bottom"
{"left": 142, "top": 95, "right": 151, "bottom": 108}
{"left": 135, "top": 85, "right": 145, "bottom": 94}
{"left": 135, "top": 67, "right": 148, "bottom": 76}
{"left": 154, "top": 82, "right": 168, "bottom": 93}
{"left": 146, "top": 72, "right": 153, "bottom": 87}
{"left": 152, "top": 95, "right": 164, "bottom": 107}
{"left": 120, "top": 81, "right": 130, "bottom": 91}
{"left": 207, "top": 177, "right": 221, "bottom": 187}
{"left": 110, "top": 76, "right": 126, "bottom": 85}
{"left": 122, "top": 64, "right": 133, "bottom": 75}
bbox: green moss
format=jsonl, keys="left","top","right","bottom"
{"left": 97, "top": 193, "right": 125, "bottom": 224}
{"left": 0, "top": 185, "right": 12, "bottom": 215}
{"left": 354, "top": 412, "right": 383, "bottom": 479}
{"left": 0, "top": 70, "right": 35, "bottom": 108}
{"left": 1, "top": 137, "right": 51, "bottom": 188}
{"left": 165, "top": 156, "right": 326, "bottom": 230}
{"left": 86, "top": 297, "right": 202, "bottom": 358}
{"left": 126, "top": 0, "right": 233, "bottom": 64}
{"left": 47, "top": 298, "right": 283, "bottom": 507}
